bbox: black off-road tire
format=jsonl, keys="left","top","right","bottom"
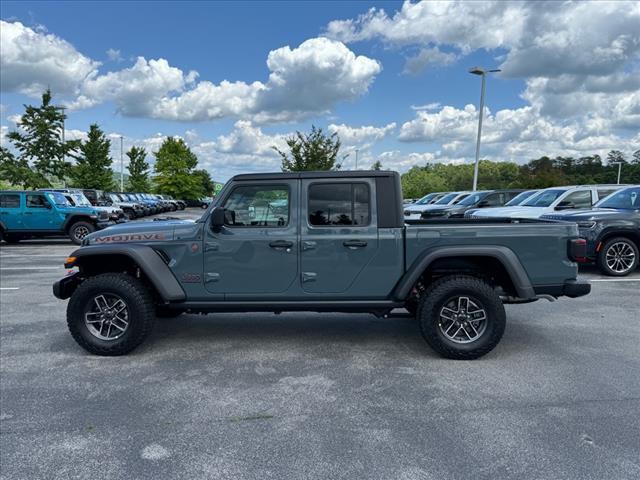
{"left": 597, "top": 237, "right": 639, "bottom": 277}
{"left": 418, "top": 275, "right": 506, "bottom": 360}
{"left": 69, "top": 221, "right": 95, "bottom": 245}
{"left": 67, "top": 273, "right": 155, "bottom": 355}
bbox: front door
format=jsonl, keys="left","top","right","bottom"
{"left": 22, "top": 193, "right": 56, "bottom": 230}
{"left": 300, "top": 178, "right": 379, "bottom": 294}
{"left": 203, "top": 181, "right": 298, "bottom": 295}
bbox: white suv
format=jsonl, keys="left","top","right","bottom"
{"left": 468, "top": 185, "right": 623, "bottom": 219}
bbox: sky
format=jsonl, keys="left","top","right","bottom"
{"left": 1, "top": 0, "right": 639, "bottom": 182}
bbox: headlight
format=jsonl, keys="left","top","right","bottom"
{"left": 577, "top": 221, "right": 596, "bottom": 229}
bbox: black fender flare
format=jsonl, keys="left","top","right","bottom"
{"left": 392, "top": 245, "right": 535, "bottom": 301}
{"left": 596, "top": 225, "right": 640, "bottom": 247}
{"left": 68, "top": 244, "right": 186, "bottom": 301}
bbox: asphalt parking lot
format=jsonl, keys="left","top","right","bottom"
{"left": 1, "top": 209, "right": 639, "bottom": 480}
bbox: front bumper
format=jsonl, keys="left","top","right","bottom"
{"left": 96, "top": 221, "right": 114, "bottom": 230}
{"left": 53, "top": 271, "right": 81, "bottom": 300}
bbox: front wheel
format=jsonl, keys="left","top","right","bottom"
{"left": 418, "top": 275, "right": 506, "bottom": 360}
{"left": 69, "top": 221, "right": 95, "bottom": 244}
{"left": 597, "top": 237, "right": 638, "bottom": 276}
{"left": 67, "top": 273, "right": 155, "bottom": 355}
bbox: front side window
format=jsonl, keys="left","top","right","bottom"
{"left": 0, "top": 194, "right": 20, "bottom": 208}
{"left": 434, "top": 193, "right": 457, "bottom": 205}
{"left": 563, "top": 190, "right": 593, "bottom": 209}
{"left": 26, "top": 194, "right": 49, "bottom": 208}
{"left": 308, "top": 183, "right": 370, "bottom": 226}
{"left": 223, "top": 185, "right": 289, "bottom": 227}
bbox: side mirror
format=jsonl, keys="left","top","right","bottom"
{"left": 210, "top": 206, "right": 225, "bottom": 228}
{"left": 555, "top": 201, "right": 575, "bottom": 210}
{"left": 477, "top": 200, "right": 490, "bottom": 208}
{"left": 45, "top": 202, "right": 52, "bottom": 209}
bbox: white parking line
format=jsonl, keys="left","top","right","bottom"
{"left": 0, "top": 287, "right": 20, "bottom": 290}
{"left": 589, "top": 278, "right": 640, "bottom": 282}
{"left": 0, "top": 267, "right": 61, "bottom": 270}
{"left": 0, "top": 255, "right": 66, "bottom": 258}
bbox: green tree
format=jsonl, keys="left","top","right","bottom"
{"left": 126, "top": 146, "right": 151, "bottom": 192}
{"left": 632, "top": 150, "right": 640, "bottom": 165}
{"left": 371, "top": 160, "right": 383, "bottom": 171}
{"left": 274, "top": 125, "right": 341, "bottom": 171}
{"left": 154, "top": 137, "right": 200, "bottom": 199}
{"left": 7, "top": 89, "right": 79, "bottom": 184}
{"left": 607, "top": 150, "right": 627, "bottom": 165}
{"left": 69, "top": 124, "right": 114, "bottom": 190}
{"left": 0, "top": 146, "right": 49, "bottom": 189}
{"left": 192, "top": 169, "right": 215, "bottom": 197}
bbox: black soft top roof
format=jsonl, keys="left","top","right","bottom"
{"left": 231, "top": 170, "right": 399, "bottom": 181}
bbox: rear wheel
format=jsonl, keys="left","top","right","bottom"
{"left": 418, "top": 275, "right": 505, "bottom": 360}
{"left": 597, "top": 237, "right": 638, "bottom": 276}
{"left": 69, "top": 221, "right": 95, "bottom": 244}
{"left": 67, "top": 273, "right": 155, "bottom": 355}
{"left": 125, "top": 210, "right": 135, "bottom": 220}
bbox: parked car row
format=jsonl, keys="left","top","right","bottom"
{"left": 406, "top": 184, "right": 639, "bottom": 276}
{"left": 0, "top": 188, "right": 188, "bottom": 244}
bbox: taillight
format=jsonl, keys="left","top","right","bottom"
{"left": 568, "top": 238, "right": 587, "bottom": 261}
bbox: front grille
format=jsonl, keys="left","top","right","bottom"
{"left": 98, "top": 212, "right": 109, "bottom": 221}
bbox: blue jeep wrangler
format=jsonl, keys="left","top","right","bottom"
{"left": 0, "top": 190, "right": 112, "bottom": 244}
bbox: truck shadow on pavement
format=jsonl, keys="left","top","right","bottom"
{"left": 140, "top": 312, "right": 549, "bottom": 360}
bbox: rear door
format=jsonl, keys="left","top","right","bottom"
{"left": 300, "top": 178, "right": 378, "bottom": 294}
{"left": 0, "top": 193, "right": 23, "bottom": 230}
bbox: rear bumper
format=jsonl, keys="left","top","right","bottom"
{"left": 534, "top": 280, "right": 591, "bottom": 299}
{"left": 53, "top": 271, "right": 81, "bottom": 300}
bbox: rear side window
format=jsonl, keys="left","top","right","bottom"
{"left": 563, "top": 190, "right": 593, "bottom": 209}
{"left": 596, "top": 188, "right": 619, "bottom": 201}
{"left": 0, "top": 194, "right": 20, "bottom": 208}
{"left": 308, "top": 183, "right": 370, "bottom": 226}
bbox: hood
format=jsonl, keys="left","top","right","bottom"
{"left": 57, "top": 205, "right": 102, "bottom": 216}
{"left": 541, "top": 208, "right": 638, "bottom": 221}
{"left": 405, "top": 203, "right": 450, "bottom": 213}
{"left": 83, "top": 219, "right": 198, "bottom": 245}
{"left": 471, "top": 206, "right": 548, "bottom": 219}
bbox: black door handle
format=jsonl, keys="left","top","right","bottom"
{"left": 269, "top": 240, "right": 293, "bottom": 250}
{"left": 343, "top": 240, "right": 367, "bottom": 248}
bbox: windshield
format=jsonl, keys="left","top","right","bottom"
{"left": 434, "top": 193, "right": 458, "bottom": 205}
{"left": 110, "top": 194, "right": 121, "bottom": 202}
{"left": 71, "top": 193, "right": 92, "bottom": 206}
{"left": 45, "top": 192, "right": 70, "bottom": 206}
{"left": 596, "top": 187, "right": 640, "bottom": 209}
{"left": 415, "top": 193, "right": 439, "bottom": 205}
{"left": 522, "top": 189, "right": 568, "bottom": 207}
{"left": 506, "top": 190, "right": 537, "bottom": 206}
{"left": 457, "top": 192, "right": 487, "bottom": 206}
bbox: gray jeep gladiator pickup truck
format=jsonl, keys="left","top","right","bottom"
{"left": 53, "top": 171, "right": 590, "bottom": 359}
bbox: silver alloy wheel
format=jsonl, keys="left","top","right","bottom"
{"left": 84, "top": 294, "right": 130, "bottom": 340}
{"left": 438, "top": 296, "right": 488, "bottom": 344}
{"left": 74, "top": 225, "right": 90, "bottom": 240}
{"left": 605, "top": 241, "right": 636, "bottom": 274}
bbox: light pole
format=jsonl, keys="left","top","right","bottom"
{"left": 120, "top": 136, "right": 124, "bottom": 191}
{"left": 469, "top": 66, "right": 500, "bottom": 191}
{"left": 355, "top": 149, "right": 359, "bottom": 170}
{"left": 611, "top": 161, "right": 623, "bottom": 184}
